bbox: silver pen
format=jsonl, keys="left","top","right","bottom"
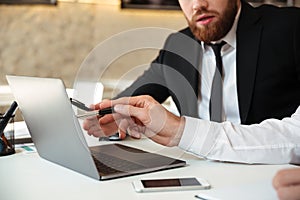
{"left": 76, "top": 107, "right": 115, "bottom": 118}
{"left": 70, "top": 98, "right": 114, "bottom": 118}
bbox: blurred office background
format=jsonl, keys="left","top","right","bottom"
{"left": 0, "top": 0, "right": 185, "bottom": 94}
{"left": 0, "top": 0, "right": 299, "bottom": 116}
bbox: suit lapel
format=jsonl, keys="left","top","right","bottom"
{"left": 236, "top": 1, "right": 263, "bottom": 123}
{"left": 182, "top": 29, "right": 201, "bottom": 117}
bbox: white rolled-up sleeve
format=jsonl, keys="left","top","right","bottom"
{"left": 178, "top": 106, "right": 300, "bottom": 164}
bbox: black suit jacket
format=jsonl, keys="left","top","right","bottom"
{"left": 117, "top": 1, "right": 300, "bottom": 125}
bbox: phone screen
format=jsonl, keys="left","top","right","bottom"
{"left": 141, "top": 178, "right": 201, "bottom": 188}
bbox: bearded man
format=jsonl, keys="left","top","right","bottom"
{"left": 84, "top": 0, "right": 300, "bottom": 164}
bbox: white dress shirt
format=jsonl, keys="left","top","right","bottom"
{"left": 198, "top": 5, "right": 240, "bottom": 123}
{"left": 179, "top": 5, "right": 300, "bottom": 164}
{"left": 179, "top": 107, "right": 300, "bottom": 164}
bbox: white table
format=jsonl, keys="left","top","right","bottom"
{"left": 0, "top": 125, "right": 293, "bottom": 200}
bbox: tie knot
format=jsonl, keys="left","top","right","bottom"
{"left": 208, "top": 41, "right": 226, "bottom": 54}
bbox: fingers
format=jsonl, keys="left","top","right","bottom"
{"left": 273, "top": 168, "right": 300, "bottom": 200}
{"left": 83, "top": 98, "right": 148, "bottom": 139}
{"left": 118, "top": 118, "right": 129, "bottom": 138}
{"left": 114, "top": 104, "right": 148, "bottom": 123}
{"left": 118, "top": 117, "right": 143, "bottom": 139}
{"left": 83, "top": 116, "right": 104, "bottom": 137}
{"left": 273, "top": 168, "right": 300, "bottom": 189}
{"left": 99, "top": 113, "right": 123, "bottom": 124}
{"left": 276, "top": 184, "right": 300, "bottom": 200}
{"left": 99, "top": 95, "right": 158, "bottom": 127}
{"left": 97, "top": 99, "right": 113, "bottom": 110}
{"left": 88, "top": 104, "right": 96, "bottom": 110}
{"left": 112, "top": 97, "right": 184, "bottom": 146}
{"left": 127, "top": 126, "right": 142, "bottom": 139}
{"left": 118, "top": 128, "right": 127, "bottom": 140}
{"left": 83, "top": 116, "right": 118, "bottom": 138}
{"left": 110, "top": 95, "right": 156, "bottom": 108}
{"left": 83, "top": 116, "right": 99, "bottom": 131}
{"left": 83, "top": 96, "right": 164, "bottom": 141}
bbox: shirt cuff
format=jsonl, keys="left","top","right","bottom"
{"left": 178, "top": 116, "right": 220, "bottom": 157}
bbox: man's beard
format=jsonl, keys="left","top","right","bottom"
{"left": 188, "top": 1, "right": 238, "bottom": 43}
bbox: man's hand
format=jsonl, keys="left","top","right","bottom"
{"left": 109, "top": 95, "right": 185, "bottom": 146}
{"left": 82, "top": 100, "right": 127, "bottom": 139}
{"left": 273, "top": 167, "right": 300, "bottom": 200}
{"left": 83, "top": 95, "right": 185, "bottom": 147}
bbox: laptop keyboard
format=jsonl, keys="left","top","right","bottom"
{"left": 91, "top": 151, "right": 145, "bottom": 175}
{"left": 89, "top": 143, "right": 186, "bottom": 179}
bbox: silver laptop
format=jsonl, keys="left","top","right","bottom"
{"left": 7, "top": 75, "right": 186, "bottom": 180}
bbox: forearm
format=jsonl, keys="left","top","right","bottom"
{"left": 179, "top": 107, "right": 300, "bottom": 164}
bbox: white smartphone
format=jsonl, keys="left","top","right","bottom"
{"left": 132, "top": 177, "right": 211, "bottom": 193}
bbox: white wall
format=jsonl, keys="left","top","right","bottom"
{"left": 0, "top": 1, "right": 186, "bottom": 94}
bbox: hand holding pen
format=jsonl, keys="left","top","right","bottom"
{"left": 72, "top": 98, "right": 125, "bottom": 141}
{"left": 70, "top": 98, "right": 115, "bottom": 118}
